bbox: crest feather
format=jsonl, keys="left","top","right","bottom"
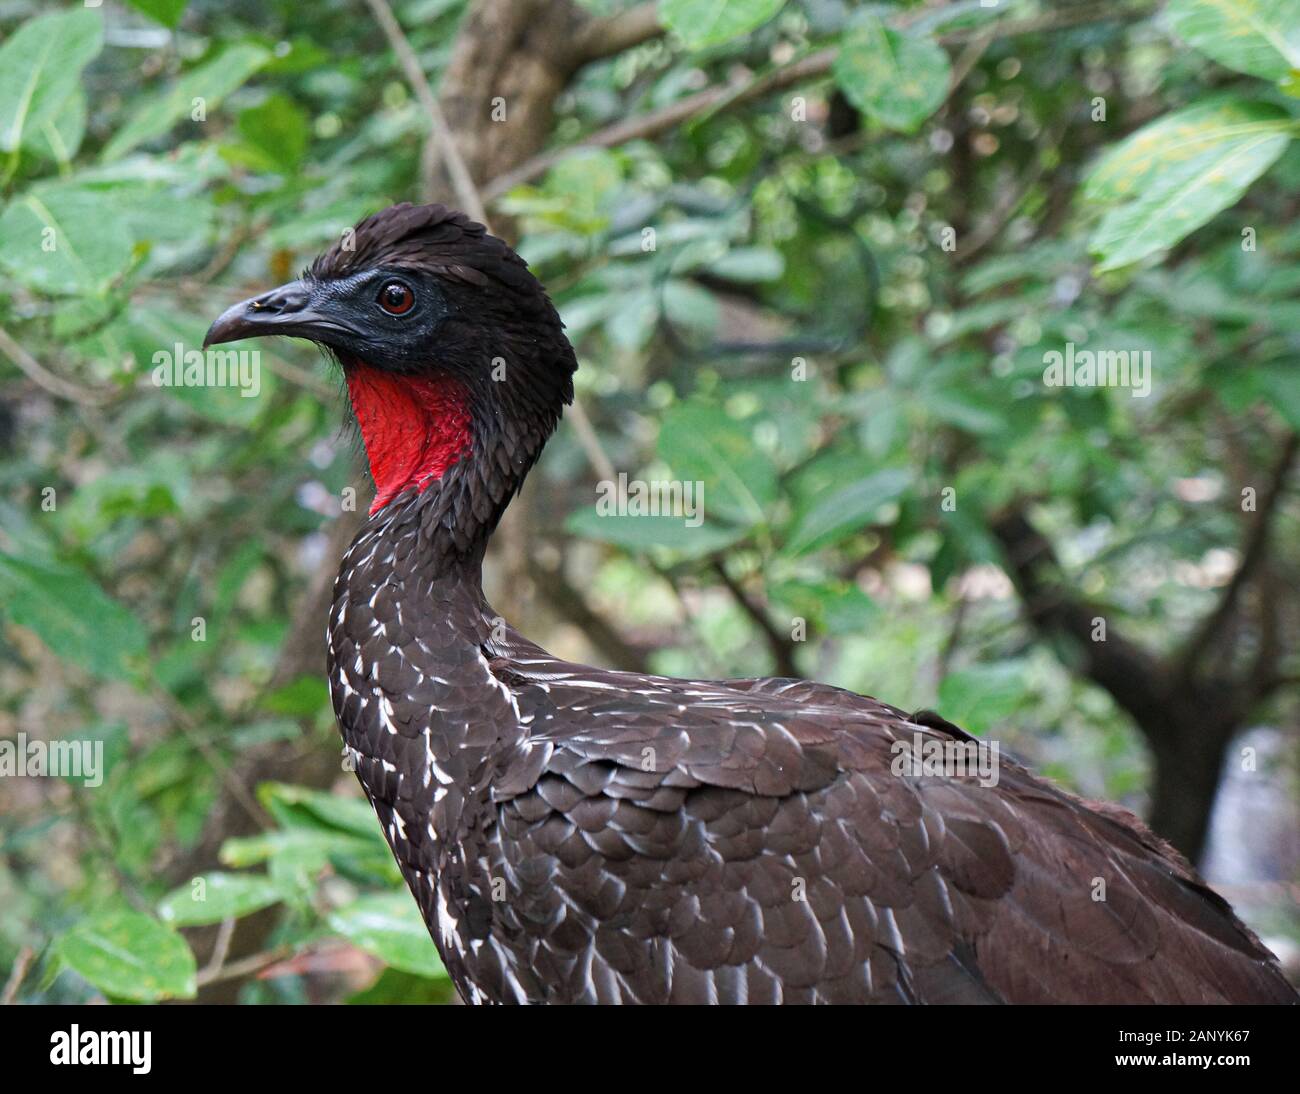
{"left": 309, "top": 203, "right": 521, "bottom": 288}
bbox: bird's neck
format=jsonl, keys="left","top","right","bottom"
{"left": 342, "top": 357, "right": 555, "bottom": 575}
{"left": 344, "top": 361, "right": 473, "bottom": 515}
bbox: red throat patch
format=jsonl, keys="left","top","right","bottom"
{"left": 343, "top": 362, "right": 472, "bottom": 514}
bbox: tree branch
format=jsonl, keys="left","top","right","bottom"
{"left": 149, "top": 674, "right": 272, "bottom": 831}
{"left": 1178, "top": 431, "right": 1299, "bottom": 680}
{"left": 484, "top": 48, "right": 835, "bottom": 202}
{"left": 568, "top": 2, "right": 664, "bottom": 67}
{"left": 991, "top": 508, "right": 1174, "bottom": 735}
{"left": 363, "top": 0, "right": 489, "bottom": 222}
{"left": 711, "top": 559, "right": 799, "bottom": 678}
{"left": 565, "top": 396, "right": 616, "bottom": 484}
{"left": 484, "top": 1, "right": 1152, "bottom": 202}
{"left": 195, "top": 944, "right": 293, "bottom": 988}
{"left": 528, "top": 555, "right": 651, "bottom": 673}
{"left": 0, "top": 323, "right": 113, "bottom": 405}
{"left": 1, "top": 946, "right": 33, "bottom": 1005}
{"left": 956, "top": 114, "right": 1067, "bottom": 265}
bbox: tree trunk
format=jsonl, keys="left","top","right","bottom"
{"left": 1146, "top": 708, "right": 1237, "bottom": 863}
{"left": 991, "top": 508, "right": 1267, "bottom": 865}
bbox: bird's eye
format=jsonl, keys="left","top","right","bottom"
{"left": 377, "top": 280, "right": 415, "bottom": 316}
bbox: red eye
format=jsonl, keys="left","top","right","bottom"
{"left": 378, "top": 280, "right": 414, "bottom": 315}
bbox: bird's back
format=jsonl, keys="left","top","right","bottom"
{"left": 413, "top": 646, "right": 1297, "bottom": 1005}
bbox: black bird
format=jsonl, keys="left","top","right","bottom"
{"left": 206, "top": 203, "right": 1296, "bottom": 1005}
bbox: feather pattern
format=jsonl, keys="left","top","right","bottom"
{"left": 327, "top": 493, "right": 1296, "bottom": 1005}
{"left": 303, "top": 203, "right": 1296, "bottom": 1005}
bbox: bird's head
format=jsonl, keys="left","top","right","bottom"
{"left": 205, "top": 203, "right": 576, "bottom": 517}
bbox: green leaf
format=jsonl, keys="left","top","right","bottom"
{"left": 1167, "top": 0, "right": 1300, "bottom": 83}
{"left": 260, "top": 197, "right": 382, "bottom": 250}
{"left": 259, "top": 783, "right": 383, "bottom": 840}
{"left": 659, "top": 0, "right": 786, "bottom": 50}
{"left": 125, "top": 0, "right": 190, "bottom": 29}
{"left": 158, "top": 872, "right": 285, "bottom": 926}
{"left": 23, "top": 88, "right": 87, "bottom": 162}
{"left": 1253, "top": 363, "right": 1300, "bottom": 431}
{"left": 1083, "top": 97, "right": 1291, "bottom": 204}
{"left": 770, "top": 578, "right": 877, "bottom": 636}
{"left": 0, "top": 554, "right": 147, "bottom": 678}
{"left": 706, "top": 246, "right": 786, "bottom": 283}
{"left": 220, "top": 830, "right": 335, "bottom": 868}
{"left": 1089, "top": 104, "right": 1291, "bottom": 270}
{"left": 656, "top": 403, "right": 777, "bottom": 526}
{"left": 784, "top": 468, "right": 911, "bottom": 556}
{"left": 604, "top": 288, "right": 659, "bottom": 350}
{"left": 232, "top": 93, "right": 309, "bottom": 173}
{"left": 662, "top": 279, "right": 720, "bottom": 334}
{"left": 231, "top": 719, "right": 302, "bottom": 749}
{"left": 0, "top": 183, "right": 137, "bottom": 296}
{"left": 260, "top": 675, "right": 329, "bottom": 716}
{"left": 102, "top": 43, "right": 271, "bottom": 161}
{"left": 60, "top": 456, "right": 187, "bottom": 537}
{"left": 348, "top": 966, "right": 456, "bottom": 1004}
{"left": 545, "top": 148, "right": 624, "bottom": 231}
{"left": 833, "top": 19, "right": 951, "bottom": 133}
{"left": 219, "top": 828, "right": 383, "bottom": 881}
{"left": 926, "top": 389, "right": 1008, "bottom": 435}
{"left": 328, "top": 891, "right": 444, "bottom": 978}
{"left": 55, "top": 911, "right": 196, "bottom": 1001}
{"left": 937, "top": 662, "right": 1030, "bottom": 734}
{"left": 0, "top": 9, "right": 102, "bottom": 153}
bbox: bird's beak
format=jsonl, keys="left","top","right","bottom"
{"left": 203, "top": 279, "right": 345, "bottom": 349}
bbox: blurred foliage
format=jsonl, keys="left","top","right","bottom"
{"left": 0, "top": 0, "right": 1297, "bottom": 1002}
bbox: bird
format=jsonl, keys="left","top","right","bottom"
{"left": 205, "top": 202, "right": 1296, "bottom": 1005}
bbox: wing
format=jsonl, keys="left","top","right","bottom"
{"left": 473, "top": 651, "right": 1295, "bottom": 1005}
